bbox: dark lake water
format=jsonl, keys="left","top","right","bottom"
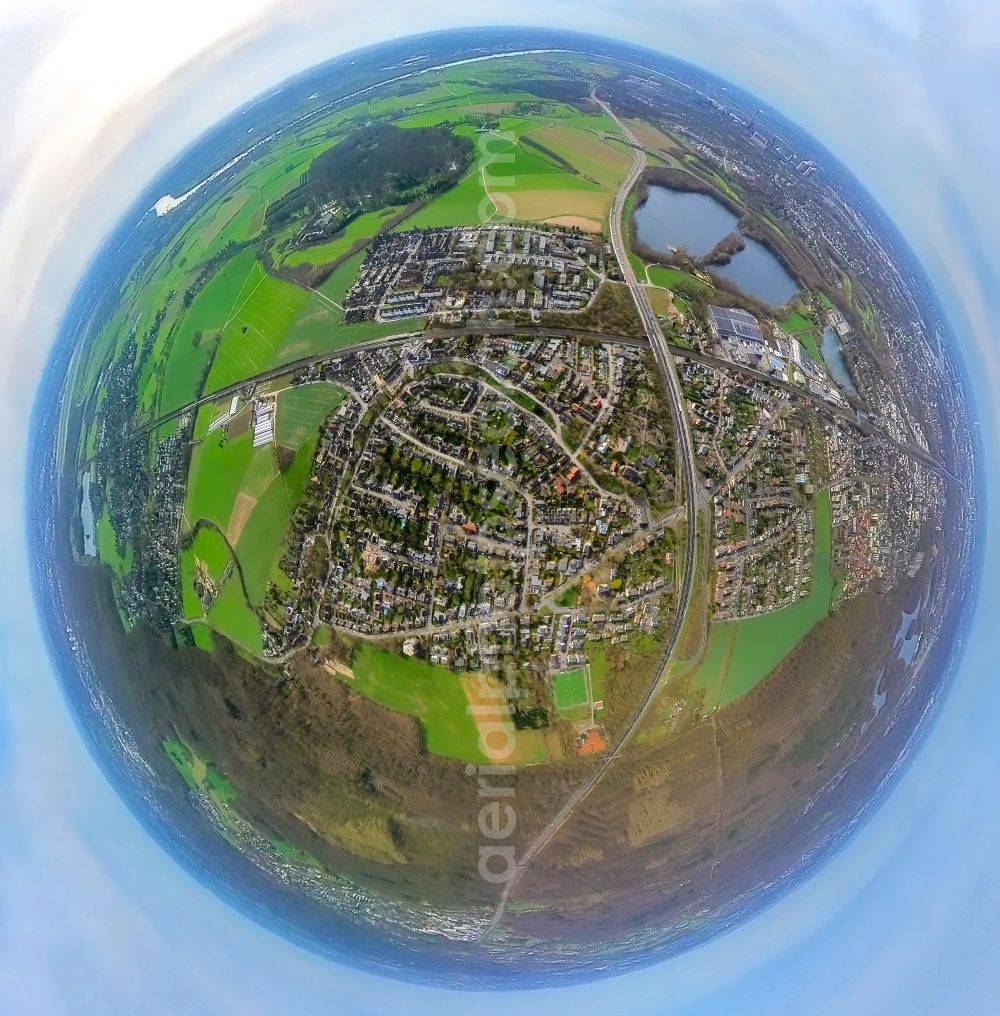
{"left": 634, "top": 185, "right": 799, "bottom": 306}
{"left": 634, "top": 186, "right": 739, "bottom": 257}
{"left": 821, "top": 326, "right": 859, "bottom": 397}
{"left": 714, "top": 237, "right": 798, "bottom": 307}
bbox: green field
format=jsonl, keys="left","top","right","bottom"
{"left": 647, "top": 264, "right": 714, "bottom": 295}
{"left": 190, "top": 623, "right": 216, "bottom": 652}
{"left": 270, "top": 836, "right": 323, "bottom": 869}
{"left": 346, "top": 645, "right": 489, "bottom": 763}
{"left": 208, "top": 577, "right": 263, "bottom": 654}
{"left": 235, "top": 442, "right": 316, "bottom": 605}
{"left": 693, "top": 490, "right": 834, "bottom": 708}
{"left": 186, "top": 430, "right": 256, "bottom": 532}
{"left": 192, "top": 526, "right": 232, "bottom": 583}
{"left": 553, "top": 667, "right": 590, "bottom": 712}
{"left": 276, "top": 384, "right": 345, "bottom": 448}
{"left": 157, "top": 249, "right": 263, "bottom": 416}
{"left": 185, "top": 399, "right": 324, "bottom": 629}
{"left": 179, "top": 546, "right": 202, "bottom": 619}
{"left": 779, "top": 308, "right": 822, "bottom": 362}
{"left": 280, "top": 206, "right": 403, "bottom": 267}
{"left": 164, "top": 737, "right": 236, "bottom": 805}
{"left": 588, "top": 654, "right": 608, "bottom": 715}
{"left": 401, "top": 115, "right": 627, "bottom": 231}
{"left": 96, "top": 505, "right": 133, "bottom": 576}
{"left": 205, "top": 263, "right": 311, "bottom": 393}
{"left": 403, "top": 170, "right": 497, "bottom": 230}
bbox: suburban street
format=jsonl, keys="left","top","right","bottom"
{"left": 478, "top": 92, "right": 704, "bottom": 938}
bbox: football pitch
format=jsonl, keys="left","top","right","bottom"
{"left": 553, "top": 667, "right": 590, "bottom": 712}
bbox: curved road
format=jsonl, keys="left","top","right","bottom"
{"left": 477, "top": 92, "right": 703, "bottom": 939}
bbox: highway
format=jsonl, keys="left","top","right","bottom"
{"left": 476, "top": 93, "right": 704, "bottom": 940}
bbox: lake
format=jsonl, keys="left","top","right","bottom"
{"left": 634, "top": 186, "right": 739, "bottom": 257}
{"left": 821, "top": 326, "right": 859, "bottom": 397}
{"left": 80, "top": 469, "right": 97, "bottom": 558}
{"left": 895, "top": 605, "right": 921, "bottom": 666}
{"left": 713, "top": 237, "right": 799, "bottom": 307}
{"left": 634, "top": 184, "right": 799, "bottom": 306}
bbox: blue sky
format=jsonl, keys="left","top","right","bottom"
{"left": 1, "top": 2, "right": 999, "bottom": 1012}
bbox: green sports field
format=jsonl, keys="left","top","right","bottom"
{"left": 553, "top": 667, "right": 590, "bottom": 712}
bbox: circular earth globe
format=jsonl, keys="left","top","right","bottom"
{"left": 31, "top": 27, "right": 978, "bottom": 987}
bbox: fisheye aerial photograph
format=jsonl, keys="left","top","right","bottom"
{"left": 1, "top": 2, "right": 997, "bottom": 1014}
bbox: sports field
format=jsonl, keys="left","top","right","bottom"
{"left": 553, "top": 667, "right": 589, "bottom": 711}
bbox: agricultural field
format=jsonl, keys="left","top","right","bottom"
{"left": 207, "top": 576, "right": 264, "bottom": 654}
{"left": 182, "top": 381, "right": 333, "bottom": 642}
{"left": 398, "top": 108, "right": 627, "bottom": 232}
{"left": 203, "top": 264, "right": 311, "bottom": 393}
{"left": 692, "top": 490, "right": 834, "bottom": 709}
{"left": 275, "top": 383, "right": 345, "bottom": 447}
{"left": 156, "top": 249, "right": 264, "bottom": 416}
